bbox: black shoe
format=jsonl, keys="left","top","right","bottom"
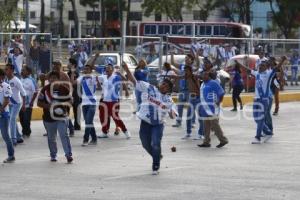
{"left": 240, "top": 105, "right": 243, "bottom": 110}
{"left": 50, "top": 157, "right": 57, "bottom": 162}
{"left": 69, "top": 132, "right": 75, "bottom": 137}
{"left": 3, "top": 156, "right": 15, "bottom": 163}
{"left": 17, "top": 139, "right": 24, "bottom": 144}
{"left": 160, "top": 154, "right": 163, "bottom": 161}
{"left": 273, "top": 112, "right": 278, "bottom": 116}
{"left": 114, "top": 131, "right": 120, "bottom": 136}
{"left": 198, "top": 143, "right": 211, "bottom": 148}
{"left": 216, "top": 141, "right": 228, "bottom": 148}
{"left": 230, "top": 108, "right": 237, "bottom": 112}
{"left": 74, "top": 126, "right": 81, "bottom": 131}
{"left": 43, "top": 133, "right": 48, "bottom": 137}
{"left": 66, "top": 156, "right": 73, "bottom": 163}
{"left": 88, "top": 140, "right": 97, "bottom": 145}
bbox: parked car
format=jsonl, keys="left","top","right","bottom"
{"left": 225, "top": 54, "right": 259, "bottom": 91}
{"left": 86, "top": 53, "right": 138, "bottom": 74}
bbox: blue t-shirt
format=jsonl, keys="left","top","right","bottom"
{"left": 232, "top": 70, "right": 243, "bottom": 87}
{"left": 134, "top": 67, "right": 149, "bottom": 82}
{"left": 290, "top": 56, "right": 300, "bottom": 69}
{"left": 200, "top": 79, "right": 225, "bottom": 117}
{"left": 179, "top": 64, "right": 187, "bottom": 91}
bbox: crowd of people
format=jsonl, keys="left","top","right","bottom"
{"left": 0, "top": 37, "right": 298, "bottom": 175}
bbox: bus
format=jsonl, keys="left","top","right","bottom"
{"left": 139, "top": 21, "right": 251, "bottom": 44}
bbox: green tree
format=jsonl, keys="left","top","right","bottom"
{"left": 70, "top": 0, "right": 80, "bottom": 37}
{"left": 258, "top": 0, "right": 300, "bottom": 38}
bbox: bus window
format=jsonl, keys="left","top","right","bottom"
{"left": 199, "top": 26, "right": 205, "bottom": 36}
{"left": 206, "top": 26, "right": 212, "bottom": 35}
{"left": 145, "top": 25, "right": 157, "bottom": 35}
{"left": 185, "top": 25, "right": 192, "bottom": 35}
{"left": 158, "top": 25, "right": 170, "bottom": 35}
{"left": 172, "top": 25, "right": 184, "bottom": 35}
{"left": 213, "top": 26, "right": 220, "bottom": 35}
{"left": 219, "top": 26, "right": 228, "bottom": 36}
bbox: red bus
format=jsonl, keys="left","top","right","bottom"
{"left": 138, "top": 21, "right": 251, "bottom": 44}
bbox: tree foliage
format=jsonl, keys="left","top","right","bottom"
{"left": 258, "top": 0, "right": 300, "bottom": 38}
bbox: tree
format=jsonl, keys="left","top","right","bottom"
{"left": 189, "top": 0, "right": 221, "bottom": 21}
{"left": 142, "top": 0, "right": 187, "bottom": 21}
{"left": 57, "top": 0, "right": 64, "bottom": 37}
{"left": 80, "top": 0, "right": 101, "bottom": 36}
{"left": 258, "top": 0, "right": 300, "bottom": 38}
{"left": 70, "top": 0, "right": 79, "bottom": 37}
{"left": 40, "top": 0, "right": 45, "bottom": 32}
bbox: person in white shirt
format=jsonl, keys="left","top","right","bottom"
{"left": 0, "top": 69, "right": 15, "bottom": 163}
{"left": 97, "top": 64, "right": 131, "bottom": 139}
{"left": 19, "top": 66, "right": 38, "bottom": 137}
{"left": 123, "top": 62, "right": 177, "bottom": 175}
{"left": 156, "top": 62, "right": 176, "bottom": 84}
{"left": 255, "top": 46, "right": 267, "bottom": 70}
{"left": 77, "top": 64, "right": 99, "bottom": 146}
{"left": 5, "top": 63, "right": 26, "bottom": 145}
{"left": 8, "top": 46, "right": 24, "bottom": 78}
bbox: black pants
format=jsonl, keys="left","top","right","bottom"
{"left": 232, "top": 85, "right": 244, "bottom": 109}
{"left": 19, "top": 107, "right": 32, "bottom": 136}
{"left": 73, "top": 101, "right": 81, "bottom": 129}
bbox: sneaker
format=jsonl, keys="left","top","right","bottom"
{"left": 152, "top": 170, "right": 159, "bottom": 175}
{"left": 50, "top": 157, "right": 57, "bottom": 162}
{"left": 240, "top": 105, "right": 243, "bottom": 110}
{"left": 197, "top": 143, "right": 211, "bottom": 148}
{"left": 160, "top": 154, "right": 163, "bottom": 161}
{"left": 3, "top": 157, "right": 15, "bottom": 163}
{"left": 230, "top": 108, "right": 237, "bottom": 112}
{"left": 81, "top": 141, "right": 88, "bottom": 146}
{"left": 66, "top": 156, "right": 73, "bottom": 163}
{"left": 69, "top": 132, "right": 75, "bottom": 137}
{"left": 98, "top": 133, "right": 109, "bottom": 138}
{"left": 114, "top": 131, "right": 120, "bottom": 136}
{"left": 193, "top": 135, "right": 205, "bottom": 140}
{"left": 273, "top": 112, "right": 278, "bottom": 116}
{"left": 191, "top": 124, "right": 196, "bottom": 128}
{"left": 123, "top": 131, "right": 131, "bottom": 139}
{"left": 17, "top": 138, "right": 24, "bottom": 144}
{"left": 74, "top": 126, "right": 81, "bottom": 131}
{"left": 88, "top": 140, "right": 97, "bottom": 145}
{"left": 251, "top": 137, "right": 261, "bottom": 144}
{"left": 172, "top": 123, "right": 181, "bottom": 128}
{"left": 43, "top": 133, "right": 48, "bottom": 137}
{"left": 263, "top": 135, "right": 272, "bottom": 143}
{"left": 216, "top": 141, "right": 228, "bottom": 148}
{"left": 181, "top": 134, "right": 191, "bottom": 140}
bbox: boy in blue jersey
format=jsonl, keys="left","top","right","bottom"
{"left": 198, "top": 71, "right": 228, "bottom": 148}
{"left": 123, "top": 62, "right": 177, "bottom": 175}
{"left": 237, "top": 56, "right": 286, "bottom": 144}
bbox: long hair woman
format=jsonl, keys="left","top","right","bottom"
{"left": 230, "top": 63, "right": 244, "bottom": 111}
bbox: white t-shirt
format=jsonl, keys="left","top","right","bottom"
{"left": 7, "top": 76, "right": 26, "bottom": 104}
{"left": 9, "top": 54, "right": 23, "bottom": 76}
{"left": 0, "top": 82, "right": 13, "bottom": 113}
{"left": 21, "top": 77, "right": 38, "bottom": 107}
{"left": 77, "top": 75, "right": 98, "bottom": 105}
{"left": 98, "top": 73, "right": 122, "bottom": 102}
{"left": 251, "top": 69, "right": 275, "bottom": 98}
{"left": 136, "top": 81, "right": 177, "bottom": 125}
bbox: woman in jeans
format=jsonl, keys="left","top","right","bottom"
{"left": 230, "top": 63, "right": 244, "bottom": 111}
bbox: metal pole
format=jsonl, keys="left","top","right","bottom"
{"left": 121, "top": 11, "right": 127, "bottom": 64}
{"left": 25, "top": 0, "right": 30, "bottom": 65}
{"left": 159, "top": 37, "right": 163, "bottom": 71}
{"left": 57, "top": 35, "right": 62, "bottom": 60}
{"left": 166, "top": 34, "right": 169, "bottom": 63}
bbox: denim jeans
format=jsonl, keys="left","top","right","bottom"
{"left": 0, "top": 117, "right": 14, "bottom": 157}
{"left": 135, "top": 89, "right": 142, "bottom": 111}
{"left": 253, "top": 98, "right": 272, "bottom": 139}
{"left": 291, "top": 67, "right": 298, "bottom": 83}
{"left": 264, "top": 97, "right": 273, "bottom": 134}
{"left": 139, "top": 120, "right": 164, "bottom": 171}
{"left": 19, "top": 107, "right": 32, "bottom": 136}
{"left": 176, "top": 90, "right": 196, "bottom": 124}
{"left": 82, "top": 105, "right": 97, "bottom": 142}
{"left": 44, "top": 120, "right": 72, "bottom": 159}
{"left": 9, "top": 103, "right": 23, "bottom": 143}
{"left": 186, "top": 96, "right": 203, "bottom": 135}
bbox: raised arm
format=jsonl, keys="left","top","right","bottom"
{"left": 170, "top": 52, "right": 180, "bottom": 69}
{"left": 87, "top": 52, "right": 100, "bottom": 69}
{"left": 122, "top": 62, "right": 137, "bottom": 86}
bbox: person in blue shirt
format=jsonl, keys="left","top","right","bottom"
{"left": 289, "top": 50, "right": 299, "bottom": 86}
{"left": 228, "top": 63, "right": 244, "bottom": 111}
{"left": 133, "top": 59, "right": 149, "bottom": 113}
{"left": 198, "top": 70, "right": 228, "bottom": 148}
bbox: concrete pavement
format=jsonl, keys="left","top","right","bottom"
{"left": 0, "top": 101, "right": 300, "bottom": 200}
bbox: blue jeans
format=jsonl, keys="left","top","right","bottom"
{"left": 82, "top": 105, "right": 97, "bottom": 142}
{"left": 44, "top": 120, "right": 72, "bottom": 159}
{"left": 253, "top": 98, "right": 272, "bottom": 139}
{"left": 9, "top": 103, "right": 22, "bottom": 144}
{"left": 0, "top": 117, "right": 14, "bottom": 157}
{"left": 135, "top": 89, "right": 142, "bottom": 111}
{"left": 186, "top": 96, "right": 203, "bottom": 135}
{"left": 291, "top": 67, "right": 298, "bottom": 83}
{"left": 264, "top": 97, "right": 273, "bottom": 134}
{"left": 139, "top": 120, "right": 164, "bottom": 171}
{"left": 176, "top": 90, "right": 195, "bottom": 124}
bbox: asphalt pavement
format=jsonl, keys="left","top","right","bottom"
{"left": 0, "top": 101, "right": 300, "bottom": 200}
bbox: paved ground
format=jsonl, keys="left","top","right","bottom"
{"left": 0, "top": 101, "right": 300, "bottom": 200}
